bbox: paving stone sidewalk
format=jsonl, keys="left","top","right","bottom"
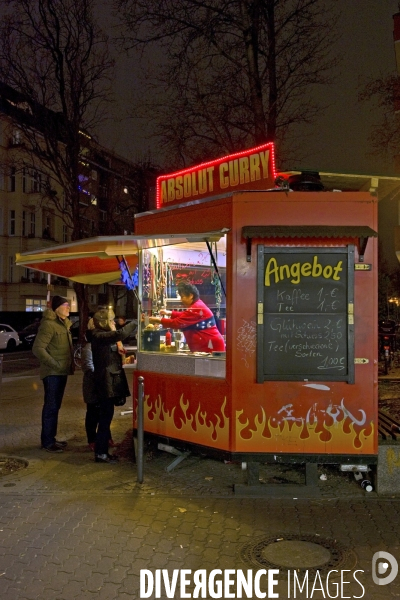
{"left": 1, "top": 369, "right": 400, "bottom": 599}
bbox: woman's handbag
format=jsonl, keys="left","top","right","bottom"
{"left": 108, "top": 368, "right": 130, "bottom": 399}
{"left": 114, "top": 396, "right": 126, "bottom": 407}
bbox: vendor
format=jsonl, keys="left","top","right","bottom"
{"left": 149, "top": 282, "right": 225, "bottom": 353}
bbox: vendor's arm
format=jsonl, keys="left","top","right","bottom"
{"left": 148, "top": 316, "right": 162, "bottom": 325}
{"left": 160, "top": 309, "right": 205, "bottom": 330}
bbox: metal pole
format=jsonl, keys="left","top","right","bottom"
{"left": 47, "top": 273, "right": 51, "bottom": 305}
{"left": 137, "top": 376, "right": 144, "bottom": 484}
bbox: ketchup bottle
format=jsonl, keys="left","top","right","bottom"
{"left": 165, "top": 329, "right": 172, "bottom": 346}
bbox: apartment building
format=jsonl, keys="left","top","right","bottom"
{"left": 0, "top": 82, "right": 152, "bottom": 314}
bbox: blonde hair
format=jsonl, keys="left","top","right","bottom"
{"left": 87, "top": 318, "right": 95, "bottom": 330}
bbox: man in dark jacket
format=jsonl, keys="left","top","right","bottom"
{"left": 32, "top": 296, "right": 74, "bottom": 452}
{"left": 91, "top": 308, "right": 137, "bottom": 463}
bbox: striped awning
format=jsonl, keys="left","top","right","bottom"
{"left": 15, "top": 230, "right": 228, "bottom": 285}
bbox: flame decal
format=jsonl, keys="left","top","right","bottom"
{"left": 144, "top": 394, "right": 230, "bottom": 448}
{"left": 236, "top": 410, "right": 375, "bottom": 453}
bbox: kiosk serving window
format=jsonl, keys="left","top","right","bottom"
{"left": 257, "top": 246, "right": 355, "bottom": 382}
{"left": 139, "top": 237, "right": 227, "bottom": 359}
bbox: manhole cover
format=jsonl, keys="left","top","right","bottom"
{"left": 0, "top": 456, "right": 28, "bottom": 478}
{"left": 240, "top": 534, "right": 357, "bottom": 577}
{"left": 262, "top": 540, "right": 331, "bottom": 568}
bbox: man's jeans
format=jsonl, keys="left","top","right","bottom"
{"left": 41, "top": 375, "right": 68, "bottom": 448}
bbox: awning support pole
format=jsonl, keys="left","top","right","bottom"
{"left": 116, "top": 255, "right": 142, "bottom": 309}
{"left": 137, "top": 376, "right": 144, "bottom": 484}
{"left": 205, "top": 240, "right": 226, "bottom": 297}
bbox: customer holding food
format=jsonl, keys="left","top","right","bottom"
{"left": 149, "top": 282, "right": 225, "bottom": 353}
{"left": 90, "top": 308, "right": 137, "bottom": 463}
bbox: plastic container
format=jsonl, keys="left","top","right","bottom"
{"left": 142, "top": 329, "right": 161, "bottom": 351}
{"left": 361, "top": 480, "right": 373, "bottom": 492}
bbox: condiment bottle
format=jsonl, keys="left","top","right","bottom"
{"left": 165, "top": 329, "right": 172, "bottom": 346}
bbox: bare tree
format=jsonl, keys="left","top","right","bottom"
{"left": 115, "top": 0, "right": 340, "bottom": 167}
{"left": 0, "top": 0, "right": 115, "bottom": 332}
{"left": 359, "top": 75, "right": 400, "bottom": 165}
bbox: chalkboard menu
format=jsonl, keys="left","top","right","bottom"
{"left": 257, "top": 246, "right": 354, "bottom": 382}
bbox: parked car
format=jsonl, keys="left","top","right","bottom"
{"left": 19, "top": 316, "right": 80, "bottom": 348}
{"left": 18, "top": 320, "right": 41, "bottom": 348}
{"left": 0, "top": 324, "right": 21, "bottom": 351}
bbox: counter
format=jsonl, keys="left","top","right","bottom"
{"left": 137, "top": 351, "right": 226, "bottom": 378}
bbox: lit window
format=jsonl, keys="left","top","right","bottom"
{"left": 26, "top": 298, "right": 47, "bottom": 312}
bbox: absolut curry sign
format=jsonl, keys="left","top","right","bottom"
{"left": 156, "top": 142, "right": 276, "bottom": 208}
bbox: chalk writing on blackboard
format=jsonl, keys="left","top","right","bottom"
{"left": 258, "top": 247, "right": 353, "bottom": 382}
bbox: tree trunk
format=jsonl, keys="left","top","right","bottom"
{"left": 73, "top": 282, "right": 89, "bottom": 343}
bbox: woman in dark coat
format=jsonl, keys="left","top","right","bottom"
{"left": 91, "top": 309, "right": 137, "bottom": 463}
{"left": 81, "top": 320, "right": 114, "bottom": 451}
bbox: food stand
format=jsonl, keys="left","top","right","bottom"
{"left": 16, "top": 142, "right": 379, "bottom": 488}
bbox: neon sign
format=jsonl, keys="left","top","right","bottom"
{"left": 156, "top": 142, "right": 276, "bottom": 208}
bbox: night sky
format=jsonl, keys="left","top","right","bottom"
{"left": 97, "top": 0, "right": 400, "bottom": 176}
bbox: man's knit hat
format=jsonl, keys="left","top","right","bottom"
{"left": 51, "top": 295, "right": 69, "bottom": 311}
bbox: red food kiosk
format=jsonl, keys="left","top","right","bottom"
{"left": 16, "top": 142, "right": 378, "bottom": 489}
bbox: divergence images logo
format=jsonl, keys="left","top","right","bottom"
{"left": 372, "top": 552, "right": 398, "bottom": 586}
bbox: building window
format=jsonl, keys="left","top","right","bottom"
{"left": 26, "top": 298, "right": 47, "bottom": 312}
{"left": 25, "top": 169, "right": 42, "bottom": 193}
{"left": 9, "top": 210, "right": 16, "bottom": 235}
{"left": 61, "top": 189, "right": 67, "bottom": 210}
{"left": 32, "top": 170, "right": 42, "bottom": 193}
{"left": 8, "top": 256, "right": 14, "bottom": 282}
{"left": 0, "top": 169, "right": 5, "bottom": 191}
{"left": 22, "top": 211, "right": 26, "bottom": 236}
{"left": 30, "top": 212, "right": 36, "bottom": 237}
{"left": 42, "top": 212, "right": 53, "bottom": 239}
{"left": 0, "top": 256, "right": 3, "bottom": 282}
{"left": 22, "top": 167, "right": 26, "bottom": 193}
{"left": 62, "top": 225, "right": 68, "bottom": 243}
{"left": 0, "top": 207, "right": 3, "bottom": 235}
{"left": 12, "top": 128, "right": 21, "bottom": 145}
{"left": 8, "top": 167, "right": 16, "bottom": 192}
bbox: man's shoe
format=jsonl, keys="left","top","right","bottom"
{"left": 55, "top": 440, "right": 68, "bottom": 448}
{"left": 43, "top": 444, "right": 63, "bottom": 453}
{"left": 95, "top": 454, "right": 118, "bottom": 463}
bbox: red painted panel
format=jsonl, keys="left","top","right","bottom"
{"left": 134, "top": 190, "right": 378, "bottom": 457}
